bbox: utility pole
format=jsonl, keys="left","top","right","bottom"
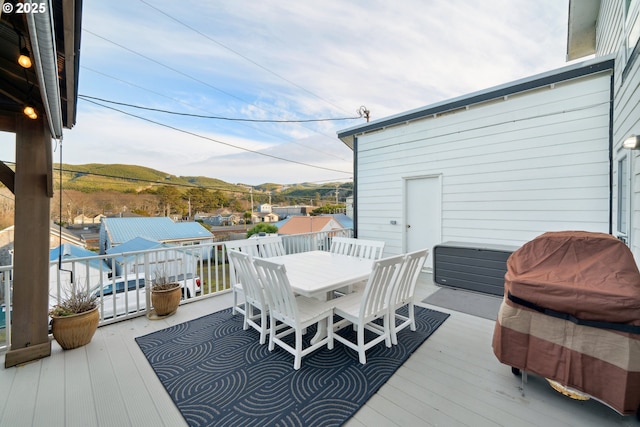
{"left": 335, "top": 184, "right": 339, "bottom": 204}
{"left": 250, "top": 187, "right": 254, "bottom": 214}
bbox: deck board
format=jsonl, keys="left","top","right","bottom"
{"left": 1, "top": 275, "right": 637, "bottom": 427}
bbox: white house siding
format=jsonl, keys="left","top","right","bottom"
{"left": 355, "top": 69, "right": 612, "bottom": 255}
{"left": 595, "top": 0, "right": 620, "bottom": 56}
{"left": 592, "top": 0, "right": 640, "bottom": 261}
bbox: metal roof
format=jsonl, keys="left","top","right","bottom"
{"left": 50, "top": 243, "right": 108, "bottom": 271}
{"left": 102, "top": 217, "right": 213, "bottom": 245}
{"left": 105, "top": 236, "right": 167, "bottom": 254}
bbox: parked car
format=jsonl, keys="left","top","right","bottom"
{"left": 93, "top": 274, "right": 200, "bottom": 319}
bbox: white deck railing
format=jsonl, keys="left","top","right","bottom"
{"left": 0, "top": 229, "right": 353, "bottom": 352}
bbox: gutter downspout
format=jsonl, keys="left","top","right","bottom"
{"left": 353, "top": 136, "right": 358, "bottom": 238}
{"left": 608, "top": 71, "right": 614, "bottom": 236}
{"left": 26, "top": 0, "right": 63, "bottom": 139}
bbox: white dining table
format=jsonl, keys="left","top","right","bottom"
{"left": 266, "top": 250, "right": 374, "bottom": 343}
{"left": 266, "top": 250, "right": 374, "bottom": 299}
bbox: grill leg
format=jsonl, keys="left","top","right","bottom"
{"left": 519, "top": 371, "right": 528, "bottom": 397}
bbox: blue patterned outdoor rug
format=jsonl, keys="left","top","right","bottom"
{"left": 135, "top": 306, "right": 449, "bottom": 427}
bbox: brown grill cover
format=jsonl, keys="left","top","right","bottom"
{"left": 493, "top": 231, "right": 640, "bottom": 415}
{"left": 505, "top": 230, "right": 640, "bottom": 325}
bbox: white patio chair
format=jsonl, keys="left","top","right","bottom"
{"left": 224, "top": 239, "right": 261, "bottom": 315}
{"left": 388, "top": 248, "right": 429, "bottom": 345}
{"left": 329, "top": 236, "right": 355, "bottom": 255}
{"left": 257, "top": 235, "right": 286, "bottom": 257}
{"left": 227, "top": 250, "right": 270, "bottom": 344}
{"left": 331, "top": 254, "right": 404, "bottom": 364}
{"left": 350, "top": 238, "right": 385, "bottom": 260}
{"left": 333, "top": 237, "right": 385, "bottom": 296}
{"left": 253, "top": 257, "right": 334, "bottom": 370}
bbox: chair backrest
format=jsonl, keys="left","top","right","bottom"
{"left": 224, "top": 239, "right": 261, "bottom": 256}
{"left": 350, "top": 238, "right": 385, "bottom": 260}
{"left": 257, "top": 236, "right": 286, "bottom": 258}
{"left": 330, "top": 237, "right": 355, "bottom": 255}
{"left": 253, "top": 258, "right": 297, "bottom": 325}
{"left": 359, "top": 254, "right": 405, "bottom": 319}
{"left": 225, "top": 239, "right": 261, "bottom": 285}
{"left": 227, "top": 250, "right": 264, "bottom": 306}
{"left": 389, "top": 249, "right": 429, "bottom": 308}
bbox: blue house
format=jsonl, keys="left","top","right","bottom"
{"left": 99, "top": 217, "right": 213, "bottom": 255}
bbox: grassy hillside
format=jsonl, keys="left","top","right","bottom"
{"left": 54, "top": 163, "right": 246, "bottom": 194}
{"left": 52, "top": 163, "right": 353, "bottom": 201}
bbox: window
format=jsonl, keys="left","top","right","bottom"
{"left": 617, "top": 154, "right": 630, "bottom": 242}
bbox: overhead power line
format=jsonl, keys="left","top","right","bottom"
{"left": 79, "top": 97, "right": 352, "bottom": 175}
{"left": 78, "top": 95, "right": 364, "bottom": 123}
{"left": 79, "top": 66, "right": 352, "bottom": 163}
{"left": 137, "top": 0, "right": 352, "bottom": 116}
{"left": 82, "top": 29, "right": 349, "bottom": 142}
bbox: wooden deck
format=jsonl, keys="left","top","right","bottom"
{"left": 0, "top": 274, "right": 636, "bottom": 426}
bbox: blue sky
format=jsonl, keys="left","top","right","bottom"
{"left": 1, "top": 0, "right": 575, "bottom": 185}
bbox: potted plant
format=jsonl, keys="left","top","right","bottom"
{"left": 149, "top": 273, "right": 181, "bottom": 318}
{"left": 49, "top": 288, "right": 99, "bottom": 350}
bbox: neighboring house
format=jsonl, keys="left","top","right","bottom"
{"left": 72, "top": 214, "right": 103, "bottom": 225}
{"left": 49, "top": 243, "right": 109, "bottom": 303}
{"left": 277, "top": 216, "right": 345, "bottom": 235}
{"left": 105, "top": 236, "right": 198, "bottom": 280}
{"left": 326, "top": 213, "right": 354, "bottom": 230}
{"left": 251, "top": 212, "right": 279, "bottom": 224}
{"left": 258, "top": 204, "right": 272, "bottom": 213}
{"left": 201, "top": 214, "right": 238, "bottom": 226}
{"left": 339, "top": 53, "right": 617, "bottom": 264}
{"left": 0, "top": 224, "right": 87, "bottom": 266}
{"left": 193, "top": 212, "right": 212, "bottom": 221}
{"left": 272, "top": 205, "right": 314, "bottom": 218}
{"left": 99, "top": 217, "right": 214, "bottom": 254}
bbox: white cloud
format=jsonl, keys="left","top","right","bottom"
{"left": 2, "top": 0, "right": 572, "bottom": 184}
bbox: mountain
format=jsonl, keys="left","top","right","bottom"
{"left": 53, "top": 163, "right": 352, "bottom": 200}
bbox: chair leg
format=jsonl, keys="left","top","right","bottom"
{"left": 243, "top": 303, "right": 252, "bottom": 331}
{"left": 408, "top": 302, "right": 417, "bottom": 332}
{"left": 357, "top": 324, "right": 367, "bottom": 364}
{"left": 390, "top": 310, "right": 398, "bottom": 345}
{"left": 259, "top": 310, "right": 268, "bottom": 345}
{"left": 384, "top": 314, "right": 392, "bottom": 348}
{"left": 294, "top": 328, "right": 303, "bottom": 370}
{"left": 232, "top": 289, "right": 238, "bottom": 315}
{"left": 268, "top": 316, "right": 276, "bottom": 352}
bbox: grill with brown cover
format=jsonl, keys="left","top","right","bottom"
{"left": 492, "top": 231, "right": 640, "bottom": 416}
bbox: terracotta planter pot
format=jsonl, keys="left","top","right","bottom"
{"left": 151, "top": 285, "right": 181, "bottom": 316}
{"left": 51, "top": 306, "right": 99, "bottom": 350}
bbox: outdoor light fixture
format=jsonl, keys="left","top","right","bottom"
{"left": 23, "top": 105, "right": 38, "bottom": 120}
{"left": 623, "top": 134, "right": 640, "bottom": 150}
{"left": 17, "top": 47, "right": 32, "bottom": 68}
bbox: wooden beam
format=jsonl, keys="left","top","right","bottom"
{"left": 5, "top": 114, "right": 52, "bottom": 367}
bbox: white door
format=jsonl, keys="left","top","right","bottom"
{"left": 405, "top": 176, "right": 442, "bottom": 270}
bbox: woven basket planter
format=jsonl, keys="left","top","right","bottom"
{"left": 51, "top": 306, "right": 99, "bottom": 350}
{"left": 151, "top": 285, "right": 181, "bottom": 317}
